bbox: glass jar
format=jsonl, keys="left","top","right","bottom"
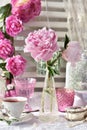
{"left": 65, "top": 50, "right": 87, "bottom": 90}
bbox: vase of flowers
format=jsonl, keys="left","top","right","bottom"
{"left": 24, "top": 27, "right": 59, "bottom": 115}
{"left": 24, "top": 27, "right": 82, "bottom": 116}
{"left": 0, "top": 0, "right": 41, "bottom": 98}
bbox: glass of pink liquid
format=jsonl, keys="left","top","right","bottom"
{"left": 14, "top": 77, "right": 36, "bottom": 111}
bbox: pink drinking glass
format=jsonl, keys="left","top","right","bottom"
{"left": 14, "top": 77, "right": 36, "bottom": 111}
{"left": 56, "top": 88, "right": 75, "bottom": 112}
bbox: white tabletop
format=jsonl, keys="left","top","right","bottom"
{"left": 0, "top": 113, "right": 87, "bottom": 130}
{"left": 0, "top": 92, "right": 87, "bottom": 130}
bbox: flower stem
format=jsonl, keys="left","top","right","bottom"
{"left": 51, "top": 52, "right": 62, "bottom": 66}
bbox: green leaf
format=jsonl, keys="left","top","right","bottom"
{"left": 0, "top": 62, "right": 6, "bottom": 70}
{"left": 45, "top": 89, "right": 53, "bottom": 96}
{"left": 64, "top": 34, "right": 70, "bottom": 49}
{"left": 53, "top": 69, "right": 60, "bottom": 75}
{"left": 0, "top": 3, "right": 12, "bottom": 20}
{"left": 45, "top": 89, "right": 51, "bottom": 95}
{"left": 3, "top": 71, "right": 10, "bottom": 79}
{"left": 3, "top": 71, "right": 13, "bottom": 82}
{"left": 50, "top": 52, "right": 62, "bottom": 66}
{"left": 48, "top": 66, "right": 55, "bottom": 77}
{"left": 0, "top": 118, "right": 19, "bottom": 125}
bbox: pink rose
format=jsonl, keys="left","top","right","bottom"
{"left": 62, "top": 41, "right": 82, "bottom": 66}
{"left": 5, "top": 15, "right": 23, "bottom": 37}
{"left": 0, "top": 39, "right": 14, "bottom": 60}
{"left": 11, "top": 0, "right": 41, "bottom": 23}
{"left": 6, "top": 55, "right": 27, "bottom": 76}
{"left": 24, "top": 27, "right": 59, "bottom": 61}
{"left": 0, "top": 31, "right": 4, "bottom": 39}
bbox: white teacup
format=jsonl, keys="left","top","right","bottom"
{"left": 2, "top": 96, "right": 27, "bottom": 118}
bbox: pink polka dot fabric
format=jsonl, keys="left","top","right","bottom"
{"left": 56, "top": 88, "right": 75, "bottom": 112}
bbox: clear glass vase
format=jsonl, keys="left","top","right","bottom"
{"left": 37, "top": 52, "right": 60, "bottom": 75}
{"left": 41, "top": 68, "right": 58, "bottom": 114}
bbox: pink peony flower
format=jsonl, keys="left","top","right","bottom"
{"left": 0, "top": 31, "right": 4, "bottom": 39}
{"left": 5, "top": 15, "right": 23, "bottom": 37}
{"left": 5, "top": 55, "right": 27, "bottom": 76}
{"left": 62, "top": 41, "right": 82, "bottom": 66}
{"left": 11, "top": 0, "right": 41, "bottom": 23}
{"left": 0, "top": 39, "right": 14, "bottom": 60}
{"left": 24, "top": 27, "right": 59, "bottom": 62}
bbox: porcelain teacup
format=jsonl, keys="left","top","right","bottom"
{"left": 2, "top": 96, "right": 27, "bottom": 118}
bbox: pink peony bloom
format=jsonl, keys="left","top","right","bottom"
{"left": 5, "top": 15, "right": 23, "bottom": 37}
{"left": 5, "top": 55, "right": 27, "bottom": 76}
{"left": 11, "top": 0, "right": 41, "bottom": 23}
{"left": 24, "top": 27, "right": 59, "bottom": 62}
{"left": 62, "top": 41, "right": 82, "bottom": 66}
{"left": 0, "top": 39, "right": 14, "bottom": 60}
{"left": 0, "top": 31, "right": 4, "bottom": 39}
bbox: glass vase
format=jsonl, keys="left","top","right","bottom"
{"left": 37, "top": 52, "right": 60, "bottom": 75}
{"left": 41, "top": 68, "right": 58, "bottom": 114}
{"left": 37, "top": 60, "right": 46, "bottom": 75}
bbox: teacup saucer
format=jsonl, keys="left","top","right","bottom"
{"left": 0, "top": 107, "right": 35, "bottom": 125}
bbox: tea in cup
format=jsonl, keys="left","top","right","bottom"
{"left": 2, "top": 96, "right": 27, "bottom": 118}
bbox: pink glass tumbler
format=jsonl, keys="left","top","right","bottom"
{"left": 56, "top": 88, "right": 75, "bottom": 112}
{"left": 14, "top": 77, "right": 36, "bottom": 111}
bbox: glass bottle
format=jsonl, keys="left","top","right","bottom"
{"left": 41, "top": 68, "right": 58, "bottom": 114}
